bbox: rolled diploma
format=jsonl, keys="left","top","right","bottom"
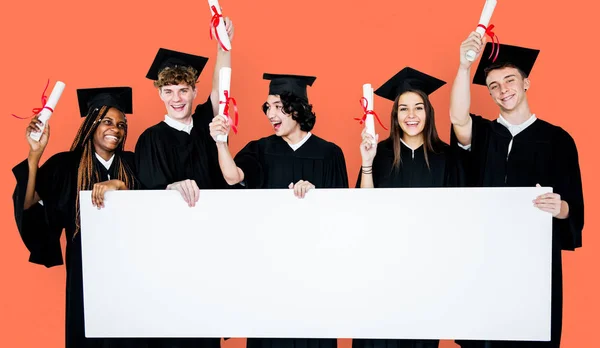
{"left": 466, "top": 0, "right": 497, "bottom": 61}
{"left": 208, "top": 0, "right": 232, "bottom": 51}
{"left": 216, "top": 67, "right": 231, "bottom": 142}
{"left": 30, "top": 81, "right": 66, "bottom": 142}
{"left": 362, "top": 84, "right": 375, "bottom": 142}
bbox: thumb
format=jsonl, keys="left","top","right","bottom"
{"left": 288, "top": 182, "right": 294, "bottom": 189}
{"left": 536, "top": 183, "right": 541, "bottom": 187}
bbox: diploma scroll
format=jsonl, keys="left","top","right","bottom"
{"left": 362, "top": 84, "right": 376, "bottom": 142}
{"left": 216, "top": 67, "right": 231, "bottom": 143}
{"left": 466, "top": 0, "right": 497, "bottom": 62}
{"left": 208, "top": 0, "right": 232, "bottom": 51}
{"left": 30, "top": 81, "right": 66, "bottom": 142}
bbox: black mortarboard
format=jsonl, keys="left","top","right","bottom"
{"left": 145, "top": 48, "right": 209, "bottom": 81}
{"left": 374, "top": 67, "right": 446, "bottom": 101}
{"left": 263, "top": 73, "right": 317, "bottom": 101}
{"left": 76, "top": 87, "right": 133, "bottom": 117}
{"left": 473, "top": 43, "right": 540, "bottom": 86}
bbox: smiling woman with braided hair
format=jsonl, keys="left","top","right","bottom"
{"left": 11, "top": 86, "right": 146, "bottom": 348}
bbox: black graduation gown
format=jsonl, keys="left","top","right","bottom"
{"left": 135, "top": 97, "right": 227, "bottom": 190}
{"left": 452, "top": 115, "right": 584, "bottom": 348}
{"left": 234, "top": 134, "right": 349, "bottom": 189}
{"left": 355, "top": 138, "right": 463, "bottom": 189}
{"left": 352, "top": 138, "right": 464, "bottom": 348}
{"left": 235, "top": 134, "right": 348, "bottom": 348}
{"left": 12, "top": 150, "right": 148, "bottom": 348}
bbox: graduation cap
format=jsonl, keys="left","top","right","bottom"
{"left": 145, "top": 48, "right": 209, "bottom": 81}
{"left": 374, "top": 67, "right": 446, "bottom": 101}
{"left": 76, "top": 87, "right": 133, "bottom": 117}
{"left": 263, "top": 73, "right": 317, "bottom": 101}
{"left": 473, "top": 43, "right": 540, "bottom": 86}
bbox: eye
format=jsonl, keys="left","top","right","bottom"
{"left": 399, "top": 107, "right": 408, "bottom": 112}
{"left": 103, "top": 119, "right": 112, "bottom": 125}
{"left": 416, "top": 106, "right": 424, "bottom": 110}
{"left": 118, "top": 123, "right": 126, "bottom": 129}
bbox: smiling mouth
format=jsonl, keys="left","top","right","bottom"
{"left": 171, "top": 104, "right": 185, "bottom": 112}
{"left": 405, "top": 121, "right": 419, "bottom": 126}
{"left": 272, "top": 121, "right": 282, "bottom": 131}
{"left": 501, "top": 95, "right": 515, "bottom": 102}
{"left": 104, "top": 135, "right": 120, "bottom": 143}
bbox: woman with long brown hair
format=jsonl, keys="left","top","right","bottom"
{"left": 354, "top": 68, "right": 464, "bottom": 348}
{"left": 12, "top": 87, "right": 144, "bottom": 347}
{"left": 357, "top": 67, "right": 462, "bottom": 190}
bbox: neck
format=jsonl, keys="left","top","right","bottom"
{"left": 94, "top": 145, "right": 115, "bottom": 161}
{"left": 499, "top": 99, "right": 532, "bottom": 125}
{"left": 282, "top": 128, "right": 308, "bottom": 145}
{"left": 401, "top": 133, "right": 424, "bottom": 149}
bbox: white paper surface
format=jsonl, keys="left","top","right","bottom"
{"left": 30, "top": 81, "right": 65, "bottom": 141}
{"left": 362, "top": 84, "right": 375, "bottom": 139}
{"left": 208, "top": 0, "right": 231, "bottom": 51}
{"left": 80, "top": 187, "right": 552, "bottom": 341}
{"left": 466, "top": 0, "right": 497, "bottom": 61}
{"left": 217, "top": 67, "right": 231, "bottom": 142}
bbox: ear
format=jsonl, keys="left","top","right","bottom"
{"left": 523, "top": 78, "right": 531, "bottom": 92}
{"left": 158, "top": 87, "right": 165, "bottom": 101}
{"left": 193, "top": 87, "right": 198, "bottom": 99}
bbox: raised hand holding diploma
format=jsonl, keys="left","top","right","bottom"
{"left": 466, "top": 0, "right": 498, "bottom": 62}
{"left": 12, "top": 80, "right": 65, "bottom": 142}
{"left": 208, "top": 0, "right": 232, "bottom": 51}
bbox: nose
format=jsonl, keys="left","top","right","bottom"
{"left": 172, "top": 91, "right": 182, "bottom": 102}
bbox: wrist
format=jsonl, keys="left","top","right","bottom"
{"left": 28, "top": 151, "right": 42, "bottom": 164}
{"left": 216, "top": 141, "right": 229, "bottom": 149}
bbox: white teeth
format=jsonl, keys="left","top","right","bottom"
{"left": 105, "top": 135, "right": 118, "bottom": 141}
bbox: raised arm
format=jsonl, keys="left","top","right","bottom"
{"left": 210, "top": 17, "right": 234, "bottom": 117}
{"left": 450, "top": 32, "right": 486, "bottom": 146}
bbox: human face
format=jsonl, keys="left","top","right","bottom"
{"left": 485, "top": 67, "right": 530, "bottom": 112}
{"left": 263, "top": 95, "right": 300, "bottom": 137}
{"left": 159, "top": 83, "right": 197, "bottom": 121}
{"left": 397, "top": 92, "right": 426, "bottom": 138}
{"left": 93, "top": 107, "right": 127, "bottom": 155}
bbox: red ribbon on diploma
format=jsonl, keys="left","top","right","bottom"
{"left": 478, "top": 24, "right": 500, "bottom": 62}
{"left": 11, "top": 79, "right": 54, "bottom": 119}
{"left": 354, "top": 97, "right": 388, "bottom": 131}
{"left": 209, "top": 5, "right": 229, "bottom": 52}
{"left": 220, "top": 90, "right": 239, "bottom": 134}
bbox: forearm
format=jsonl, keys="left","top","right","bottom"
{"left": 450, "top": 67, "right": 472, "bottom": 127}
{"left": 24, "top": 152, "right": 42, "bottom": 209}
{"left": 359, "top": 163, "right": 374, "bottom": 188}
{"left": 216, "top": 142, "right": 243, "bottom": 185}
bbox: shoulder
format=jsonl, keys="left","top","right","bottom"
{"left": 536, "top": 120, "right": 578, "bottom": 151}
{"left": 309, "top": 134, "right": 344, "bottom": 156}
{"left": 118, "top": 150, "right": 136, "bottom": 163}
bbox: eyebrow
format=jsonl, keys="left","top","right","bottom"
{"left": 398, "top": 102, "right": 424, "bottom": 106}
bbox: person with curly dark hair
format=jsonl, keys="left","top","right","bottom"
{"left": 209, "top": 73, "right": 348, "bottom": 200}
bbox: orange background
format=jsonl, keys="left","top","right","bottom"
{"left": 0, "top": 0, "right": 598, "bottom": 347}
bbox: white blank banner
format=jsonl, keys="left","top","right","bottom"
{"left": 79, "top": 187, "right": 552, "bottom": 341}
